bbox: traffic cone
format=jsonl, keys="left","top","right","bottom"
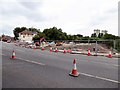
{"left": 67, "top": 49, "right": 72, "bottom": 53}
{"left": 55, "top": 48, "right": 58, "bottom": 52}
{"left": 50, "top": 47, "right": 52, "bottom": 52}
{"left": 10, "top": 50, "right": 16, "bottom": 59}
{"left": 107, "top": 51, "right": 112, "bottom": 58}
{"left": 42, "top": 47, "right": 45, "bottom": 51}
{"left": 69, "top": 59, "right": 79, "bottom": 77}
{"left": 34, "top": 46, "right": 36, "bottom": 50}
{"left": 63, "top": 49, "right": 67, "bottom": 54}
{"left": 87, "top": 49, "right": 91, "bottom": 56}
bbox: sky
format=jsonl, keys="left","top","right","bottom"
{"left": 0, "top": 0, "right": 119, "bottom": 36}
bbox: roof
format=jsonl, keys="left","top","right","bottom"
{"left": 2, "top": 35, "right": 14, "bottom": 41}
{"left": 94, "top": 29, "right": 100, "bottom": 31}
{"left": 20, "top": 30, "right": 37, "bottom": 35}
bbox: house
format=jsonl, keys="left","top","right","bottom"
{"left": 94, "top": 29, "right": 100, "bottom": 37}
{"left": 1, "top": 34, "right": 14, "bottom": 42}
{"left": 94, "top": 29, "right": 108, "bottom": 37}
{"left": 18, "top": 30, "right": 37, "bottom": 43}
{"left": 101, "top": 30, "right": 108, "bottom": 35}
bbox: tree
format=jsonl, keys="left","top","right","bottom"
{"left": 76, "top": 34, "right": 83, "bottom": 38}
{"left": 43, "top": 27, "right": 68, "bottom": 40}
{"left": 33, "top": 32, "right": 46, "bottom": 41}
{"left": 103, "top": 34, "right": 117, "bottom": 40}
{"left": 28, "top": 27, "right": 40, "bottom": 33}
{"left": 91, "top": 33, "right": 97, "bottom": 37}
{"left": 13, "top": 27, "right": 22, "bottom": 40}
{"left": 115, "top": 39, "right": 120, "bottom": 52}
{"left": 98, "top": 33, "right": 103, "bottom": 38}
{"left": 21, "top": 27, "right": 27, "bottom": 31}
{"left": 67, "top": 35, "right": 74, "bottom": 40}
{"left": 102, "top": 34, "right": 120, "bottom": 50}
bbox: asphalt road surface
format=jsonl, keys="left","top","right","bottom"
{"left": 1, "top": 42, "right": 119, "bottom": 88}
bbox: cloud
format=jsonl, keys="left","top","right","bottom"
{"left": 19, "top": 1, "right": 42, "bottom": 10}
{"left": 0, "top": 0, "right": 119, "bottom": 37}
{"left": 0, "top": 1, "right": 45, "bottom": 22}
{"left": 0, "top": 25, "right": 14, "bottom": 36}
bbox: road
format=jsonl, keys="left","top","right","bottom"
{"left": 1, "top": 42, "right": 119, "bottom": 88}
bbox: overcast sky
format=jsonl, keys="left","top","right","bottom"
{"left": 0, "top": 0, "right": 119, "bottom": 36}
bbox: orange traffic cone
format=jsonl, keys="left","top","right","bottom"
{"left": 107, "top": 51, "right": 112, "bottom": 58}
{"left": 69, "top": 59, "right": 79, "bottom": 77}
{"left": 34, "top": 46, "right": 36, "bottom": 50}
{"left": 50, "top": 47, "right": 52, "bottom": 52}
{"left": 63, "top": 49, "right": 67, "bottom": 54}
{"left": 55, "top": 48, "right": 58, "bottom": 52}
{"left": 87, "top": 49, "right": 91, "bottom": 56}
{"left": 42, "top": 47, "right": 45, "bottom": 51}
{"left": 10, "top": 50, "right": 16, "bottom": 59}
{"left": 67, "top": 49, "right": 72, "bottom": 53}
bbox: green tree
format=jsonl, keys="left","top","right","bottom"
{"left": 43, "top": 27, "right": 68, "bottom": 40}
{"left": 76, "top": 34, "right": 83, "bottom": 38}
{"left": 91, "top": 33, "right": 97, "bottom": 37}
{"left": 28, "top": 27, "right": 40, "bottom": 33}
{"left": 13, "top": 27, "right": 23, "bottom": 40}
{"left": 98, "top": 33, "right": 103, "bottom": 38}
{"left": 21, "top": 27, "right": 27, "bottom": 31}
{"left": 103, "top": 34, "right": 118, "bottom": 40}
{"left": 33, "top": 32, "right": 46, "bottom": 40}
{"left": 115, "top": 39, "right": 120, "bottom": 52}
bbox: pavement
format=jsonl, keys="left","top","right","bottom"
{"left": 69, "top": 50, "right": 120, "bottom": 58}
{"left": 1, "top": 42, "right": 119, "bottom": 88}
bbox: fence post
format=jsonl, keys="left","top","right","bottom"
{"left": 95, "top": 40, "right": 98, "bottom": 55}
{"left": 113, "top": 40, "right": 116, "bottom": 54}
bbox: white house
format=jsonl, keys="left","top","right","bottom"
{"left": 94, "top": 29, "right": 100, "bottom": 37}
{"left": 101, "top": 30, "right": 108, "bottom": 35}
{"left": 18, "top": 30, "right": 37, "bottom": 43}
{"left": 94, "top": 29, "right": 108, "bottom": 37}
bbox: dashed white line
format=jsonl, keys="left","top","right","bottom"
{"left": 77, "top": 59, "right": 119, "bottom": 67}
{"left": 0, "top": 53, "right": 6, "bottom": 56}
{"left": 16, "top": 49, "right": 24, "bottom": 52}
{"left": 89, "top": 61, "right": 119, "bottom": 67}
{"left": 2, "top": 53, "right": 119, "bottom": 83}
{"left": 17, "top": 57, "right": 45, "bottom": 66}
{"left": 79, "top": 72, "right": 120, "bottom": 84}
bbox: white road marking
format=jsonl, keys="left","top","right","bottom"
{"left": 87, "top": 60, "right": 119, "bottom": 67}
{"left": 2, "top": 46, "right": 12, "bottom": 49}
{"left": 1, "top": 53, "right": 119, "bottom": 83}
{"left": 16, "top": 49, "right": 24, "bottom": 52}
{"left": 78, "top": 59, "right": 119, "bottom": 67}
{"left": 0, "top": 53, "right": 6, "bottom": 56}
{"left": 79, "top": 72, "right": 120, "bottom": 84}
{"left": 17, "top": 57, "right": 45, "bottom": 66}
